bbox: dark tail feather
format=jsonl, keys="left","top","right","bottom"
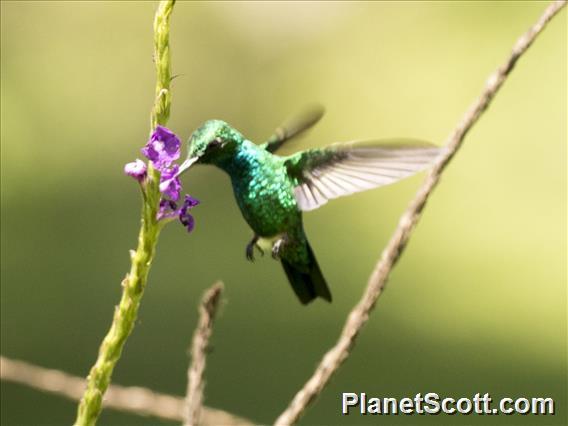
{"left": 281, "top": 241, "right": 332, "bottom": 305}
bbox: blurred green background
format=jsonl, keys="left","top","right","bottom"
{"left": 1, "top": 1, "right": 566, "bottom": 425}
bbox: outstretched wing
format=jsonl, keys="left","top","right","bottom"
{"left": 284, "top": 140, "right": 443, "bottom": 211}
{"left": 262, "top": 104, "right": 325, "bottom": 154}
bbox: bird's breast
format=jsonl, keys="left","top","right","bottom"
{"left": 231, "top": 163, "right": 299, "bottom": 237}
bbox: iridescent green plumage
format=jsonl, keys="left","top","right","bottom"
{"left": 181, "top": 107, "right": 442, "bottom": 304}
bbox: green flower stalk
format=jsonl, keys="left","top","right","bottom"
{"left": 74, "top": 1, "right": 177, "bottom": 425}
{"left": 151, "top": 0, "right": 173, "bottom": 132}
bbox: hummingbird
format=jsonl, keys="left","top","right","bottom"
{"left": 179, "top": 106, "right": 441, "bottom": 304}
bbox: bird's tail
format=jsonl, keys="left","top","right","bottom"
{"left": 281, "top": 240, "right": 332, "bottom": 305}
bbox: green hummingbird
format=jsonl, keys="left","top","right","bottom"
{"left": 179, "top": 106, "right": 441, "bottom": 304}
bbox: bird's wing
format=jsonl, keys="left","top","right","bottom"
{"left": 284, "top": 140, "right": 443, "bottom": 211}
{"left": 262, "top": 104, "right": 325, "bottom": 154}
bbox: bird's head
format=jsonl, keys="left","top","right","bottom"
{"left": 178, "top": 119, "right": 244, "bottom": 172}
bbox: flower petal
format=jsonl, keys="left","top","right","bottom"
{"left": 142, "top": 126, "right": 181, "bottom": 169}
{"left": 124, "top": 159, "right": 147, "bottom": 181}
{"left": 179, "top": 194, "right": 200, "bottom": 232}
{"left": 159, "top": 165, "right": 181, "bottom": 201}
{"left": 157, "top": 198, "right": 178, "bottom": 221}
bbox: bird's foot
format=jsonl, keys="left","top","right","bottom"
{"left": 245, "top": 234, "right": 264, "bottom": 262}
{"left": 271, "top": 235, "right": 288, "bottom": 260}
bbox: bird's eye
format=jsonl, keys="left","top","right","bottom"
{"left": 207, "top": 138, "right": 223, "bottom": 150}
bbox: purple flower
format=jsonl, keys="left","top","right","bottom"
{"left": 124, "top": 159, "right": 147, "bottom": 181}
{"left": 141, "top": 125, "right": 181, "bottom": 169}
{"left": 156, "top": 195, "right": 200, "bottom": 233}
{"left": 125, "top": 126, "right": 199, "bottom": 232}
{"left": 179, "top": 195, "right": 200, "bottom": 232}
{"left": 159, "top": 165, "right": 181, "bottom": 201}
{"left": 157, "top": 198, "right": 179, "bottom": 221}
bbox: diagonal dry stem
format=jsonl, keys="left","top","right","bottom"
{"left": 184, "top": 282, "right": 225, "bottom": 426}
{"left": 274, "top": 1, "right": 567, "bottom": 424}
{"left": 1, "top": 356, "right": 252, "bottom": 425}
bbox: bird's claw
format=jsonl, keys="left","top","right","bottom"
{"left": 246, "top": 243, "right": 255, "bottom": 262}
{"left": 246, "top": 235, "right": 263, "bottom": 262}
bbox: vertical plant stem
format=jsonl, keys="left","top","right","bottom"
{"left": 151, "top": 0, "right": 174, "bottom": 131}
{"left": 74, "top": 1, "right": 176, "bottom": 425}
{"left": 74, "top": 198, "right": 160, "bottom": 426}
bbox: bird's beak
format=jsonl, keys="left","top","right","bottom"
{"left": 177, "top": 156, "right": 199, "bottom": 176}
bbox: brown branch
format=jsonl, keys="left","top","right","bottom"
{"left": 0, "top": 356, "right": 252, "bottom": 425}
{"left": 184, "top": 282, "right": 224, "bottom": 426}
{"left": 274, "top": 1, "right": 567, "bottom": 425}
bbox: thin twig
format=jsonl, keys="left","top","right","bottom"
{"left": 1, "top": 356, "right": 252, "bottom": 425}
{"left": 274, "top": 1, "right": 566, "bottom": 425}
{"left": 184, "top": 282, "right": 224, "bottom": 426}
